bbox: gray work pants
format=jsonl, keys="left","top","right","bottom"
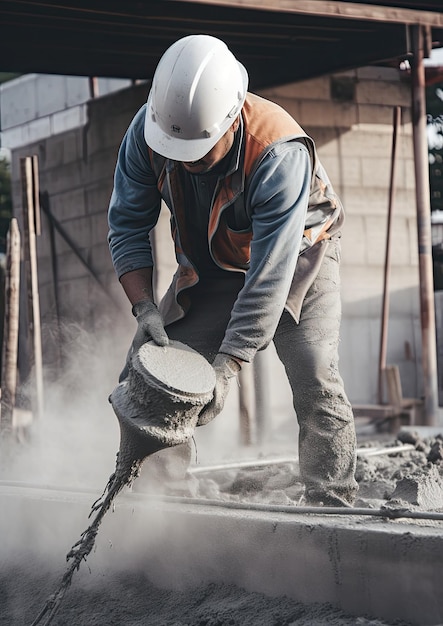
{"left": 166, "top": 239, "right": 358, "bottom": 506}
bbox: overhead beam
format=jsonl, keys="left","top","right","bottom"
{"left": 180, "top": 0, "right": 443, "bottom": 28}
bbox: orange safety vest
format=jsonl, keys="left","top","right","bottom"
{"left": 149, "top": 92, "right": 344, "bottom": 325}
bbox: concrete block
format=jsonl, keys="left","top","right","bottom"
{"left": 27, "top": 117, "right": 52, "bottom": 144}
{"left": 357, "top": 103, "right": 400, "bottom": 126}
{"left": 65, "top": 76, "right": 90, "bottom": 108}
{"left": 357, "top": 66, "right": 401, "bottom": 82}
{"left": 34, "top": 253, "right": 55, "bottom": 286}
{"left": 38, "top": 282, "right": 57, "bottom": 321}
{"left": 365, "top": 215, "right": 411, "bottom": 266}
{"left": 340, "top": 155, "right": 362, "bottom": 187}
{"left": 89, "top": 242, "right": 115, "bottom": 275}
{"left": 44, "top": 160, "right": 85, "bottom": 195}
{"left": 331, "top": 69, "right": 358, "bottom": 80}
{"left": 39, "top": 130, "right": 83, "bottom": 169}
{"left": 85, "top": 108, "right": 140, "bottom": 155}
{"left": 309, "top": 127, "right": 341, "bottom": 155}
{"left": 361, "top": 156, "right": 392, "bottom": 189}
{"left": 345, "top": 186, "right": 416, "bottom": 218}
{"left": 337, "top": 128, "right": 398, "bottom": 157}
{"left": 0, "top": 74, "right": 38, "bottom": 128}
{"left": 388, "top": 267, "right": 421, "bottom": 298}
{"left": 262, "top": 96, "right": 302, "bottom": 124}
{"left": 0, "top": 125, "right": 27, "bottom": 151}
{"left": 402, "top": 157, "right": 416, "bottom": 191}
{"left": 341, "top": 321, "right": 378, "bottom": 403}
{"left": 55, "top": 250, "right": 92, "bottom": 283}
{"left": 355, "top": 118, "right": 413, "bottom": 139}
{"left": 364, "top": 215, "right": 394, "bottom": 265}
{"left": 48, "top": 187, "right": 86, "bottom": 222}
{"left": 340, "top": 265, "right": 384, "bottom": 307}
{"left": 35, "top": 75, "right": 68, "bottom": 117}
{"left": 260, "top": 76, "right": 330, "bottom": 101}
{"left": 406, "top": 218, "right": 419, "bottom": 267}
{"left": 331, "top": 102, "right": 358, "bottom": 128}
{"left": 390, "top": 464, "right": 443, "bottom": 510}
{"left": 88, "top": 214, "right": 110, "bottom": 247}
{"left": 87, "top": 83, "right": 148, "bottom": 125}
{"left": 85, "top": 182, "right": 114, "bottom": 217}
{"left": 97, "top": 78, "right": 132, "bottom": 95}
{"left": 356, "top": 80, "right": 409, "bottom": 107}
{"left": 55, "top": 215, "right": 95, "bottom": 253}
{"left": 340, "top": 216, "right": 367, "bottom": 265}
{"left": 304, "top": 102, "right": 358, "bottom": 131}
{"left": 35, "top": 225, "right": 53, "bottom": 261}
{"left": 84, "top": 150, "right": 118, "bottom": 185}
{"left": 62, "top": 129, "right": 84, "bottom": 166}
{"left": 51, "top": 105, "right": 87, "bottom": 136}
{"left": 298, "top": 100, "right": 334, "bottom": 126}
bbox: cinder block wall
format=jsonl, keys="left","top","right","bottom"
{"left": 8, "top": 69, "right": 421, "bottom": 406}
{"left": 260, "top": 67, "right": 420, "bottom": 404}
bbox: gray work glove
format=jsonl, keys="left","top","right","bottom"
{"left": 197, "top": 353, "right": 241, "bottom": 426}
{"left": 132, "top": 299, "right": 169, "bottom": 350}
{"left": 119, "top": 300, "right": 169, "bottom": 383}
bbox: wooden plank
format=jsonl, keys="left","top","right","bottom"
{"left": 20, "top": 156, "right": 44, "bottom": 421}
{"left": 0, "top": 218, "right": 21, "bottom": 435}
{"left": 181, "top": 0, "right": 443, "bottom": 27}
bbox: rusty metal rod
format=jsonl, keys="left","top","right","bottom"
{"left": 410, "top": 25, "right": 440, "bottom": 426}
{"left": 378, "top": 106, "right": 401, "bottom": 404}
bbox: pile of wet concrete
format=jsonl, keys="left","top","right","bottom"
{"left": 140, "top": 429, "right": 443, "bottom": 514}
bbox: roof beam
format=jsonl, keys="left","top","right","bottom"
{"left": 178, "top": 0, "right": 443, "bottom": 27}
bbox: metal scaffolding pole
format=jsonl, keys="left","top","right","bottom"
{"left": 410, "top": 25, "right": 440, "bottom": 425}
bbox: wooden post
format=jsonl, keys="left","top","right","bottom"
{"left": 0, "top": 219, "right": 21, "bottom": 435}
{"left": 20, "top": 156, "right": 44, "bottom": 420}
{"left": 410, "top": 26, "right": 440, "bottom": 426}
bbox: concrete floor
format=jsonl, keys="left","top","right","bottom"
{"left": 1, "top": 482, "right": 442, "bottom": 625}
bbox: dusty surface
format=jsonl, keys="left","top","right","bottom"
{"left": 4, "top": 428, "right": 440, "bottom": 626}
{"left": 2, "top": 394, "right": 443, "bottom": 626}
{"left": 1, "top": 563, "right": 412, "bottom": 626}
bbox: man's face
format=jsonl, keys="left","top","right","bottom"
{"left": 181, "top": 120, "right": 238, "bottom": 174}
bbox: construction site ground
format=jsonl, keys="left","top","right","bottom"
{"left": 1, "top": 342, "right": 443, "bottom": 626}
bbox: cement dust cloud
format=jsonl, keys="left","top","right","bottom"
{"left": 1, "top": 320, "right": 126, "bottom": 490}
{"left": 0, "top": 321, "right": 429, "bottom": 626}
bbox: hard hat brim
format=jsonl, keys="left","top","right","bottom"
{"left": 144, "top": 62, "right": 248, "bottom": 162}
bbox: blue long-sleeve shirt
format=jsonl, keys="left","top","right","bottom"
{"left": 108, "top": 105, "right": 312, "bottom": 362}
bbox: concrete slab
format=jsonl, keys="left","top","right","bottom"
{"left": 1, "top": 483, "right": 442, "bottom": 626}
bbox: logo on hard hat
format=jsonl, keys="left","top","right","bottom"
{"left": 171, "top": 125, "right": 181, "bottom": 134}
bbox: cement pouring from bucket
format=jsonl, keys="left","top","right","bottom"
{"left": 30, "top": 340, "right": 215, "bottom": 626}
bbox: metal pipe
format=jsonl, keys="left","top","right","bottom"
{"left": 2, "top": 479, "right": 442, "bottom": 521}
{"left": 156, "top": 494, "right": 443, "bottom": 522}
{"left": 189, "top": 444, "right": 415, "bottom": 474}
{"left": 378, "top": 106, "right": 401, "bottom": 404}
{"left": 410, "top": 25, "right": 440, "bottom": 426}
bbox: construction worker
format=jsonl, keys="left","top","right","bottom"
{"left": 108, "top": 34, "right": 358, "bottom": 507}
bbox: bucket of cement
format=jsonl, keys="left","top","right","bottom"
{"left": 110, "top": 340, "right": 216, "bottom": 472}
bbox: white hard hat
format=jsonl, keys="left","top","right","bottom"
{"left": 144, "top": 34, "right": 248, "bottom": 162}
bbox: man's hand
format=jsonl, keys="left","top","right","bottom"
{"left": 197, "top": 353, "right": 241, "bottom": 426}
{"left": 132, "top": 299, "right": 169, "bottom": 351}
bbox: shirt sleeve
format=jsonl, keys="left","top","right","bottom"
{"left": 107, "top": 105, "right": 162, "bottom": 279}
{"left": 219, "top": 141, "right": 311, "bottom": 361}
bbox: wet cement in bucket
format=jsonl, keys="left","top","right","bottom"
{"left": 30, "top": 340, "right": 215, "bottom": 626}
